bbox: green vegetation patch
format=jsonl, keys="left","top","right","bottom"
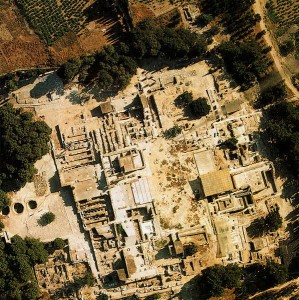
{"left": 0, "top": 103, "right": 52, "bottom": 192}
{"left": 0, "top": 235, "right": 49, "bottom": 300}
{"left": 15, "top": 0, "right": 89, "bottom": 45}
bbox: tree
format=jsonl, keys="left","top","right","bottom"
{"left": 0, "top": 221, "right": 4, "bottom": 231}
{"left": 221, "top": 137, "right": 238, "bottom": 151}
{"left": 195, "top": 14, "right": 213, "bottom": 27}
{"left": 247, "top": 209, "right": 282, "bottom": 237}
{"left": 0, "top": 235, "right": 49, "bottom": 299}
{"left": 0, "top": 190, "right": 10, "bottom": 210}
{"left": 218, "top": 40, "right": 267, "bottom": 89}
{"left": 279, "top": 40, "right": 295, "bottom": 56}
{"left": 163, "top": 125, "right": 182, "bottom": 139}
{"left": 97, "top": 294, "right": 109, "bottom": 300}
{"left": 265, "top": 209, "right": 282, "bottom": 232}
{"left": 256, "top": 81, "right": 286, "bottom": 107}
{"left": 25, "top": 237, "right": 49, "bottom": 264}
{"left": 38, "top": 212, "right": 55, "bottom": 226}
{"left": 175, "top": 91, "right": 193, "bottom": 107}
{"left": 0, "top": 104, "right": 52, "bottom": 192}
{"left": 189, "top": 97, "right": 210, "bottom": 118}
{"left": 184, "top": 242, "right": 198, "bottom": 256}
{"left": 264, "top": 260, "right": 288, "bottom": 286}
{"left": 260, "top": 102, "right": 299, "bottom": 177}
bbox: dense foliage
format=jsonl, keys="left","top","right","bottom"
{"left": 260, "top": 102, "right": 299, "bottom": 177}
{"left": 221, "top": 137, "right": 238, "bottom": 151}
{"left": 129, "top": 20, "right": 207, "bottom": 60}
{"left": 255, "top": 81, "right": 286, "bottom": 107}
{"left": 200, "top": 264, "right": 242, "bottom": 297}
{"left": 218, "top": 40, "right": 269, "bottom": 89}
{"left": 38, "top": 212, "right": 56, "bottom": 226}
{"left": 189, "top": 97, "right": 210, "bottom": 118}
{"left": 0, "top": 104, "right": 52, "bottom": 191}
{"left": 240, "top": 261, "right": 288, "bottom": 296}
{"left": 0, "top": 236, "right": 49, "bottom": 300}
{"left": 247, "top": 209, "right": 283, "bottom": 238}
{"left": 193, "top": 261, "right": 288, "bottom": 299}
{"left": 163, "top": 124, "right": 182, "bottom": 139}
{"left": 59, "top": 20, "right": 207, "bottom": 91}
{"left": 0, "top": 189, "right": 10, "bottom": 210}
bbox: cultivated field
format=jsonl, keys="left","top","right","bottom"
{"left": 0, "top": 1, "right": 49, "bottom": 73}
{"left": 266, "top": 0, "right": 299, "bottom": 73}
{"left": 0, "top": 0, "right": 122, "bottom": 74}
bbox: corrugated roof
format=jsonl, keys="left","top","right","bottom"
{"left": 200, "top": 169, "right": 234, "bottom": 197}
{"left": 131, "top": 177, "right": 153, "bottom": 205}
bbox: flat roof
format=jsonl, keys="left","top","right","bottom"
{"left": 131, "top": 177, "right": 153, "bottom": 205}
{"left": 194, "top": 150, "right": 216, "bottom": 175}
{"left": 200, "top": 169, "right": 234, "bottom": 197}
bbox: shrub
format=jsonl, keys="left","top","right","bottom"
{"left": 279, "top": 40, "right": 295, "bottom": 56}
{"left": 163, "top": 124, "right": 182, "bottom": 139}
{"left": 189, "top": 97, "right": 210, "bottom": 118}
{"left": 38, "top": 212, "right": 55, "bottom": 226}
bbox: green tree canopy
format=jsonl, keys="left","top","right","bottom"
{"left": 0, "top": 235, "right": 49, "bottom": 300}
{"left": 218, "top": 40, "right": 268, "bottom": 89}
{"left": 256, "top": 81, "right": 286, "bottom": 107}
{"left": 189, "top": 97, "right": 210, "bottom": 118}
{"left": 0, "top": 104, "right": 52, "bottom": 192}
{"left": 175, "top": 91, "right": 193, "bottom": 107}
{"left": 0, "top": 190, "right": 10, "bottom": 210}
{"left": 38, "top": 212, "right": 55, "bottom": 226}
{"left": 200, "top": 264, "right": 242, "bottom": 297}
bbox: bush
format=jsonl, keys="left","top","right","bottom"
{"left": 163, "top": 124, "right": 182, "bottom": 139}
{"left": 38, "top": 212, "right": 55, "bottom": 226}
{"left": 174, "top": 91, "right": 193, "bottom": 107}
{"left": 221, "top": 137, "right": 238, "bottom": 151}
{"left": 195, "top": 14, "right": 213, "bottom": 27}
{"left": 0, "top": 221, "right": 4, "bottom": 231}
{"left": 0, "top": 190, "right": 10, "bottom": 210}
{"left": 256, "top": 81, "right": 286, "bottom": 107}
{"left": 184, "top": 242, "right": 198, "bottom": 256}
{"left": 279, "top": 40, "right": 295, "bottom": 56}
{"left": 189, "top": 97, "right": 210, "bottom": 118}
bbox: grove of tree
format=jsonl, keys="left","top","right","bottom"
{"left": 260, "top": 102, "right": 299, "bottom": 178}
{"left": 0, "top": 104, "right": 52, "bottom": 192}
{"left": 0, "top": 235, "right": 49, "bottom": 300}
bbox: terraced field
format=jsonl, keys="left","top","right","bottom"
{"left": 266, "top": 0, "right": 299, "bottom": 57}
{"left": 16, "top": 0, "right": 90, "bottom": 45}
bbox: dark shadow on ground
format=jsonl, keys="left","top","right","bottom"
{"left": 49, "top": 171, "right": 61, "bottom": 194}
{"left": 30, "top": 73, "right": 64, "bottom": 99}
{"left": 155, "top": 247, "right": 172, "bottom": 260}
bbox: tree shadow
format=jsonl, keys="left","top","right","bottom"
{"left": 30, "top": 73, "right": 64, "bottom": 99}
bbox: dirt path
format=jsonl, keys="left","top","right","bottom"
{"left": 253, "top": 0, "right": 299, "bottom": 99}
